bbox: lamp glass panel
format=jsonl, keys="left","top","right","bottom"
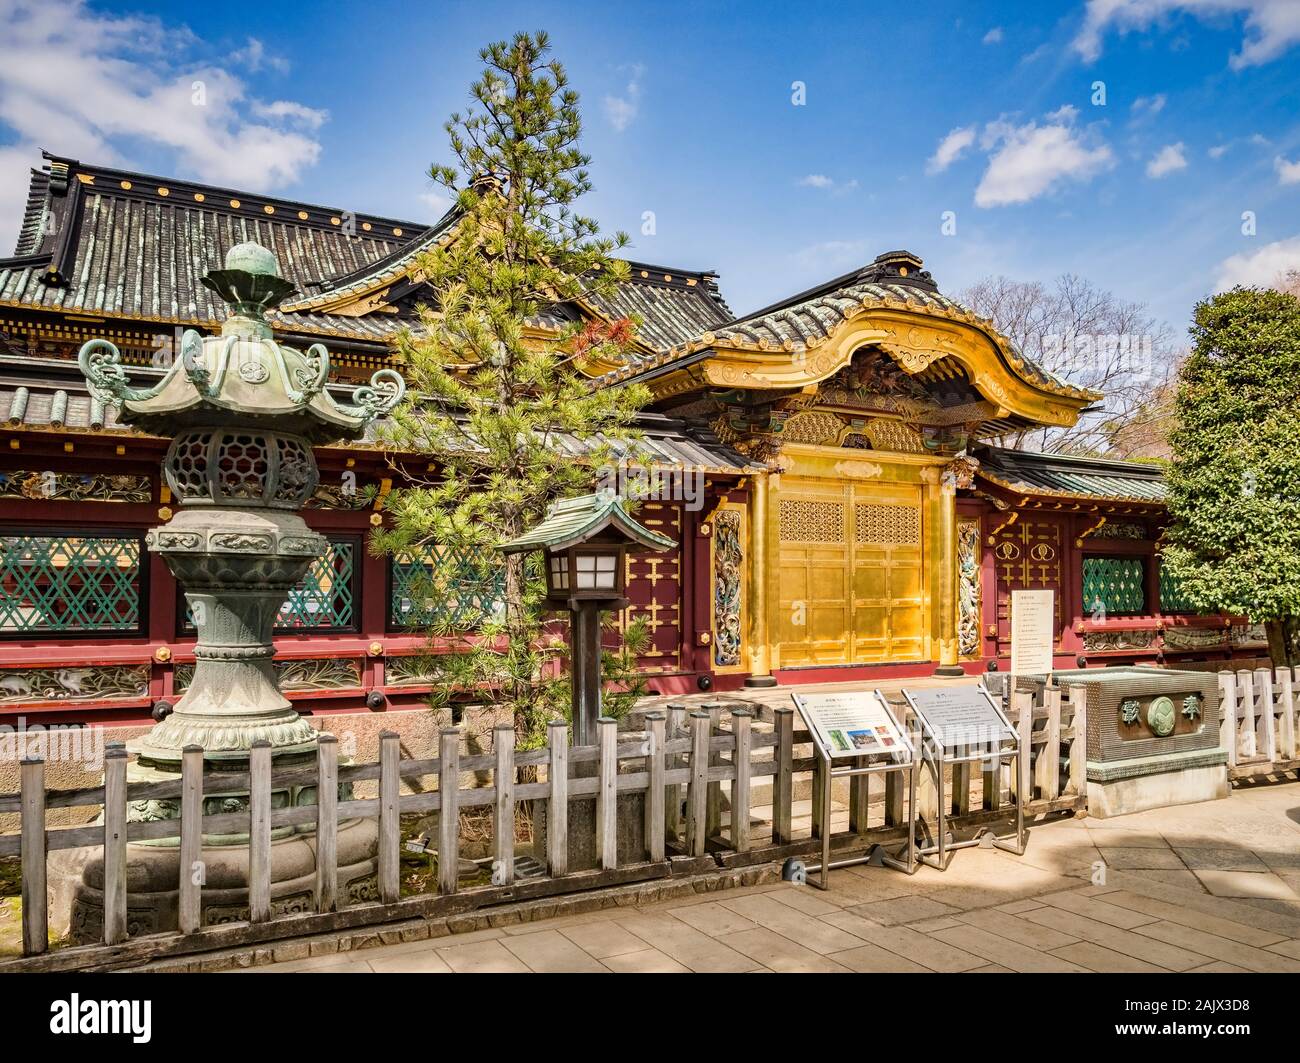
{"left": 595, "top": 552, "right": 617, "bottom": 590}
{"left": 575, "top": 553, "right": 595, "bottom": 590}
{"left": 549, "top": 555, "right": 569, "bottom": 591}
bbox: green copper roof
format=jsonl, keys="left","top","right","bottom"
{"left": 500, "top": 491, "right": 676, "bottom": 554}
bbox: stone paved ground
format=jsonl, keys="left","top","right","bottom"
{"left": 244, "top": 779, "right": 1300, "bottom": 974}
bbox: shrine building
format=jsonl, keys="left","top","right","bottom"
{"left": 0, "top": 153, "right": 1262, "bottom": 738}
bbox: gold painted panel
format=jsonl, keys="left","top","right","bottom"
{"left": 775, "top": 476, "right": 925, "bottom": 666}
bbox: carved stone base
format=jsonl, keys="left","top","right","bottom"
{"left": 48, "top": 818, "right": 378, "bottom": 943}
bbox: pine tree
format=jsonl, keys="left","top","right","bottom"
{"left": 1162, "top": 286, "right": 1300, "bottom": 665}
{"left": 374, "top": 32, "right": 652, "bottom": 746}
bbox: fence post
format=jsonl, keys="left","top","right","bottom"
{"left": 546, "top": 720, "right": 568, "bottom": 877}
{"left": 731, "top": 709, "right": 752, "bottom": 852}
{"left": 494, "top": 724, "right": 516, "bottom": 886}
{"left": 1067, "top": 688, "right": 1087, "bottom": 797}
{"left": 701, "top": 701, "right": 724, "bottom": 839}
{"left": 102, "top": 746, "right": 129, "bottom": 946}
{"left": 1236, "top": 670, "right": 1257, "bottom": 759}
{"left": 20, "top": 757, "right": 46, "bottom": 957}
{"left": 1218, "top": 671, "right": 1237, "bottom": 768}
{"left": 438, "top": 728, "right": 460, "bottom": 895}
{"left": 314, "top": 734, "right": 338, "bottom": 913}
{"left": 810, "top": 751, "right": 826, "bottom": 840}
{"left": 1040, "top": 685, "right": 1062, "bottom": 800}
{"left": 1255, "top": 667, "right": 1277, "bottom": 764}
{"left": 848, "top": 755, "right": 871, "bottom": 833}
{"left": 596, "top": 717, "right": 618, "bottom": 870}
{"left": 951, "top": 744, "right": 971, "bottom": 816}
{"left": 644, "top": 712, "right": 666, "bottom": 862}
{"left": 378, "top": 731, "right": 401, "bottom": 904}
{"left": 1277, "top": 668, "right": 1297, "bottom": 762}
{"left": 686, "top": 711, "right": 710, "bottom": 857}
{"left": 772, "top": 706, "right": 793, "bottom": 845}
{"left": 248, "top": 740, "right": 272, "bottom": 923}
{"left": 179, "top": 744, "right": 205, "bottom": 934}
{"left": 664, "top": 703, "right": 685, "bottom": 845}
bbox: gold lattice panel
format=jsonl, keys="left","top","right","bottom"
{"left": 778, "top": 498, "right": 845, "bottom": 543}
{"left": 853, "top": 503, "right": 921, "bottom": 545}
{"left": 864, "top": 420, "right": 924, "bottom": 453}
{"left": 782, "top": 411, "right": 843, "bottom": 446}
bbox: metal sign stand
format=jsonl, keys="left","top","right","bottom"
{"left": 902, "top": 684, "right": 1026, "bottom": 872}
{"left": 787, "top": 690, "right": 919, "bottom": 890}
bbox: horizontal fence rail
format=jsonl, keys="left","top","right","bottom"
{"left": 1218, "top": 667, "right": 1300, "bottom": 777}
{"left": 2, "top": 690, "right": 1088, "bottom": 970}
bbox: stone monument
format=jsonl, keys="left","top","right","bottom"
{"left": 51, "top": 241, "right": 405, "bottom": 939}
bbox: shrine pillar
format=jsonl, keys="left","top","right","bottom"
{"left": 744, "top": 469, "right": 775, "bottom": 686}
{"left": 925, "top": 465, "right": 963, "bottom": 675}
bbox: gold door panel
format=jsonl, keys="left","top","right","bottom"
{"left": 776, "top": 483, "right": 925, "bottom": 667}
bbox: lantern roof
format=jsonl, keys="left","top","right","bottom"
{"left": 76, "top": 241, "right": 405, "bottom": 442}
{"left": 500, "top": 490, "right": 675, "bottom": 554}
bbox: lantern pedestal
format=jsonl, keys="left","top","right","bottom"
{"left": 61, "top": 241, "right": 406, "bottom": 941}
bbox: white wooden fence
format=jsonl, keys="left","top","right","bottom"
{"left": 0, "top": 692, "right": 1086, "bottom": 971}
{"left": 1217, "top": 667, "right": 1300, "bottom": 777}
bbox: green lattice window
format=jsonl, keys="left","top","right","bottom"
{"left": 1158, "top": 563, "right": 1197, "bottom": 614}
{"left": 180, "top": 536, "right": 358, "bottom": 633}
{"left": 1082, "top": 556, "right": 1146, "bottom": 617}
{"left": 0, "top": 531, "right": 143, "bottom": 635}
{"left": 389, "top": 544, "right": 505, "bottom": 631}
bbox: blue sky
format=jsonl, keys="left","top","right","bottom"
{"left": 2, "top": 0, "right": 1300, "bottom": 335}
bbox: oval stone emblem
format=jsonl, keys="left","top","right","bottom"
{"left": 1147, "top": 696, "right": 1176, "bottom": 737}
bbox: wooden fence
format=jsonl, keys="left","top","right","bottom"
{"left": 1, "top": 690, "right": 1086, "bottom": 971}
{"left": 1217, "top": 667, "right": 1300, "bottom": 778}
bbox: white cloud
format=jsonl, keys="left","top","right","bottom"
{"left": 0, "top": 0, "right": 327, "bottom": 252}
{"left": 974, "top": 110, "right": 1114, "bottom": 207}
{"left": 1275, "top": 155, "right": 1300, "bottom": 184}
{"left": 1209, "top": 143, "right": 1230, "bottom": 158}
{"left": 797, "top": 174, "right": 858, "bottom": 195}
{"left": 926, "top": 125, "right": 976, "bottom": 174}
{"left": 1131, "top": 93, "right": 1167, "bottom": 115}
{"left": 1073, "top": 1, "right": 1300, "bottom": 69}
{"left": 1146, "top": 142, "right": 1188, "bottom": 177}
{"left": 603, "top": 63, "right": 644, "bottom": 133}
{"left": 983, "top": 27, "right": 1004, "bottom": 44}
{"left": 230, "top": 37, "right": 290, "bottom": 76}
{"left": 1215, "top": 235, "right": 1300, "bottom": 289}
{"left": 250, "top": 100, "right": 328, "bottom": 129}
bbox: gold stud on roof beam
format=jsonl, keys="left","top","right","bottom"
{"left": 230, "top": 199, "right": 241, "bottom": 208}
{"left": 298, "top": 210, "right": 309, "bottom": 220}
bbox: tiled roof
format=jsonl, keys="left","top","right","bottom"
{"left": 501, "top": 491, "right": 677, "bottom": 553}
{"left": 600, "top": 251, "right": 1100, "bottom": 404}
{"left": 975, "top": 445, "right": 1166, "bottom": 503}
{"left": 0, "top": 153, "right": 730, "bottom": 353}
{"left": 0, "top": 154, "right": 420, "bottom": 341}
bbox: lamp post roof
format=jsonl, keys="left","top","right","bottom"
{"left": 500, "top": 490, "right": 676, "bottom": 554}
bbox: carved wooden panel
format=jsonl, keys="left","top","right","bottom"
{"left": 993, "top": 517, "right": 1064, "bottom": 653}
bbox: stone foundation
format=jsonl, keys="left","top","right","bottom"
{"left": 48, "top": 818, "right": 378, "bottom": 943}
{"left": 1085, "top": 749, "right": 1230, "bottom": 818}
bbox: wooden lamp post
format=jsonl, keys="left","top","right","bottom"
{"left": 501, "top": 490, "right": 674, "bottom": 746}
